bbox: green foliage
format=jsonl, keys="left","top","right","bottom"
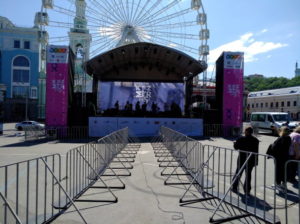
{"left": 244, "top": 76, "right": 300, "bottom": 92}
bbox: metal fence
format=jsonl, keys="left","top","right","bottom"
{"left": 285, "top": 160, "right": 300, "bottom": 224}
{"left": 24, "top": 126, "right": 90, "bottom": 142}
{"left": 156, "top": 126, "right": 288, "bottom": 224}
{"left": 203, "top": 124, "right": 242, "bottom": 137}
{"left": 0, "top": 127, "right": 134, "bottom": 224}
{"left": 0, "top": 154, "right": 63, "bottom": 224}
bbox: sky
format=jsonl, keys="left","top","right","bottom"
{"left": 1, "top": 0, "right": 299, "bottom": 79}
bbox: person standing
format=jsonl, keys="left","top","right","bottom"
{"left": 270, "top": 126, "right": 291, "bottom": 187}
{"left": 232, "top": 127, "right": 259, "bottom": 195}
{"left": 288, "top": 127, "right": 300, "bottom": 182}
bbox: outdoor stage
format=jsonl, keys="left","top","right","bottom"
{"left": 89, "top": 117, "right": 203, "bottom": 137}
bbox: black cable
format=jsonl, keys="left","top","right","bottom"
{"left": 138, "top": 151, "right": 186, "bottom": 223}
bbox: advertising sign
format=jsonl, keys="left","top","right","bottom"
{"left": 223, "top": 52, "right": 244, "bottom": 127}
{"left": 45, "top": 45, "right": 69, "bottom": 127}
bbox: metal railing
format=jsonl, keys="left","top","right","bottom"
{"left": 284, "top": 160, "right": 300, "bottom": 224}
{"left": 24, "top": 126, "right": 91, "bottom": 142}
{"left": 0, "top": 154, "right": 63, "bottom": 224}
{"left": 0, "top": 127, "right": 135, "bottom": 224}
{"left": 0, "top": 192, "right": 22, "bottom": 224}
{"left": 157, "top": 126, "right": 281, "bottom": 224}
{"left": 203, "top": 124, "right": 242, "bottom": 137}
{"left": 46, "top": 126, "right": 89, "bottom": 141}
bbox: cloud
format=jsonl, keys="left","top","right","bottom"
{"left": 260, "top": 29, "right": 268, "bottom": 33}
{"left": 206, "top": 31, "right": 288, "bottom": 72}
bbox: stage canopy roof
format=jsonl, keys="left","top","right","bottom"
{"left": 84, "top": 42, "right": 207, "bottom": 82}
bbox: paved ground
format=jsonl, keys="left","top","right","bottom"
{"left": 0, "top": 123, "right": 299, "bottom": 223}
{"left": 53, "top": 143, "right": 214, "bottom": 224}
{"left": 0, "top": 123, "right": 84, "bottom": 166}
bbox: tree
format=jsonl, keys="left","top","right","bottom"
{"left": 244, "top": 75, "right": 300, "bottom": 92}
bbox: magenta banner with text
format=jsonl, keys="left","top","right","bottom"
{"left": 46, "top": 45, "right": 69, "bottom": 127}
{"left": 222, "top": 52, "right": 244, "bottom": 127}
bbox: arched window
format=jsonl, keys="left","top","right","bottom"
{"left": 12, "top": 56, "right": 30, "bottom": 98}
{"left": 12, "top": 56, "right": 30, "bottom": 83}
{"left": 13, "top": 56, "right": 29, "bottom": 67}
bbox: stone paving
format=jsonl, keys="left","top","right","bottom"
{"left": 0, "top": 123, "right": 299, "bottom": 223}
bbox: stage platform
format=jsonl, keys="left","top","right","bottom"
{"left": 89, "top": 117, "right": 203, "bottom": 137}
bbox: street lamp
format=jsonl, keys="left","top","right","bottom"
{"left": 25, "top": 86, "right": 28, "bottom": 120}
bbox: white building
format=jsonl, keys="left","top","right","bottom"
{"left": 247, "top": 86, "right": 300, "bottom": 120}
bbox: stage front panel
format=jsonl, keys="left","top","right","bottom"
{"left": 89, "top": 117, "right": 203, "bottom": 137}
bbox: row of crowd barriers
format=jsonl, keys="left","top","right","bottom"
{"left": 0, "top": 127, "right": 140, "bottom": 224}
{"left": 24, "top": 126, "right": 90, "bottom": 142}
{"left": 152, "top": 126, "right": 299, "bottom": 224}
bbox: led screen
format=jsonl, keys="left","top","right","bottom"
{"left": 97, "top": 81, "right": 185, "bottom": 113}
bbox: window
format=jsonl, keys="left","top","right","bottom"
{"left": 256, "top": 103, "right": 258, "bottom": 108}
{"left": 294, "top": 101, "right": 297, "bottom": 106}
{"left": 276, "top": 102, "right": 278, "bottom": 107}
{"left": 30, "top": 87, "right": 37, "bottom": 99}
{"left": 265, "top": 102, "right": 268, "bottom": 107}
{"left": 258, "top": 114, "right": 266, "bottom": 122}
{"left": 287, "top": 101, "right": 290, "bottom": 107}
{"left": 24, "top": 41, "right": 30, "bottom": 49}
{"left": 268, "top": 115, "right": 273, "bottom": 122}
{"left": 261, "top": 103, "right": 263, "bottom": 108}
{"left": 12, "top": 86, "right": 28, "bottom": 98}
{"left": 13, "top": 56, "right": 29, "bottom": 66}
{"left": 251, "top": 114, "right": 258, "bottom": 121}
{"left": 281, "top": 102, "right": 284, "bottom": 107}
{"left": 13, "top": 69, "right": 29, "bottom": 82}
{"left": 12, "top": 56, "right": 30, "bottom": 83}
{"left": 12, "top": 56, "right": 30, "bottom": 98}
{"left": 271, "top": 102, "right": 273, "bottom": 107}
{"left": 14, "top": 40, "right": 20, "bottom": 48}
{"left": 252, "top": 104, "right": 254, "bottom": 108}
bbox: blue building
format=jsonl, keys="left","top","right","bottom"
{"left": 0, "top": 16, "right": 40, "bottom": 121}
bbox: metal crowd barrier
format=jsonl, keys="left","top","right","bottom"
{"left": 0, "top": 127, "right": 137, "bottom": 224}
{"left": 46, "top": 126, "right": 90, "bottom": 141}
{"left": 24, "top": 126, "right": 46, "bottom": 141}
{"left": 24, "top": 126, "right": 91, "bottom": 142}
{"left": 284, "top": 160, "right": 300, "bottom": 224}
{"left": 157, "top": 126, "right": 282, "bottom": 224}
{"left": 203, "top": 124, "right": 242, "bottom": 137}
{"left": 0, "top": 154, "right": 63, "bottom": 224}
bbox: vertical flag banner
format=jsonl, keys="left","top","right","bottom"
{"left": 216, "top": 52, "right": 244, "bottom": 128}
{"left": 223, "top": 52, "right": 244, "bottom": 126}
{"left": 46, "top": 45, "right": 69, "bottom": 127}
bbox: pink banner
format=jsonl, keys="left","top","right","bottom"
{"left": 222, "top": 52, "right": 244, "bottom": 127}
{"left": 45, "top": 45, "right": 69, "bottom": 127}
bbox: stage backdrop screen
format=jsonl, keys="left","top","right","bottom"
{"left": 97, "top": 81, "right": 185, "bottom": 112}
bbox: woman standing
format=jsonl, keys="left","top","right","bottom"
{"left": 270, "top": 126, "right": 291, "bottom": 187}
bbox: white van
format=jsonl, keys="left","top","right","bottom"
{"left": 250, "top": 112, "right": 299, "bottom": 135}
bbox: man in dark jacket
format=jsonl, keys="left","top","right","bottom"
{"left": 232, "top": 127, "right": 259, "bottom": 195}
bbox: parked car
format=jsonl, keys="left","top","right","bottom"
{"left": 15, "top": 121, "right": 45, "bottom": 131}
{"left": 250, "top": 112, "right": 299, "bottom": 135}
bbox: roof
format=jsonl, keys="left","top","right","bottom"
{"left": 248, "top": 86, "right": 300, "bottom": 98}
{"left": 84, "top": 42, "right": 207, "bottom": 82}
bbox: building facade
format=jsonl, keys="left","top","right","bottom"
{"left": 247, "top": 86, "right": 300, "bottom": 120}
{"left": 0, "top": 16, "right": 40, "bottom": 121}
{"left": 69, "top": 0, "right": 92, "bottom": 100}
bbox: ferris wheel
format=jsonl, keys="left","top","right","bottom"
{"left": 37, "top": 0, "right": 209, "bottom": 63}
